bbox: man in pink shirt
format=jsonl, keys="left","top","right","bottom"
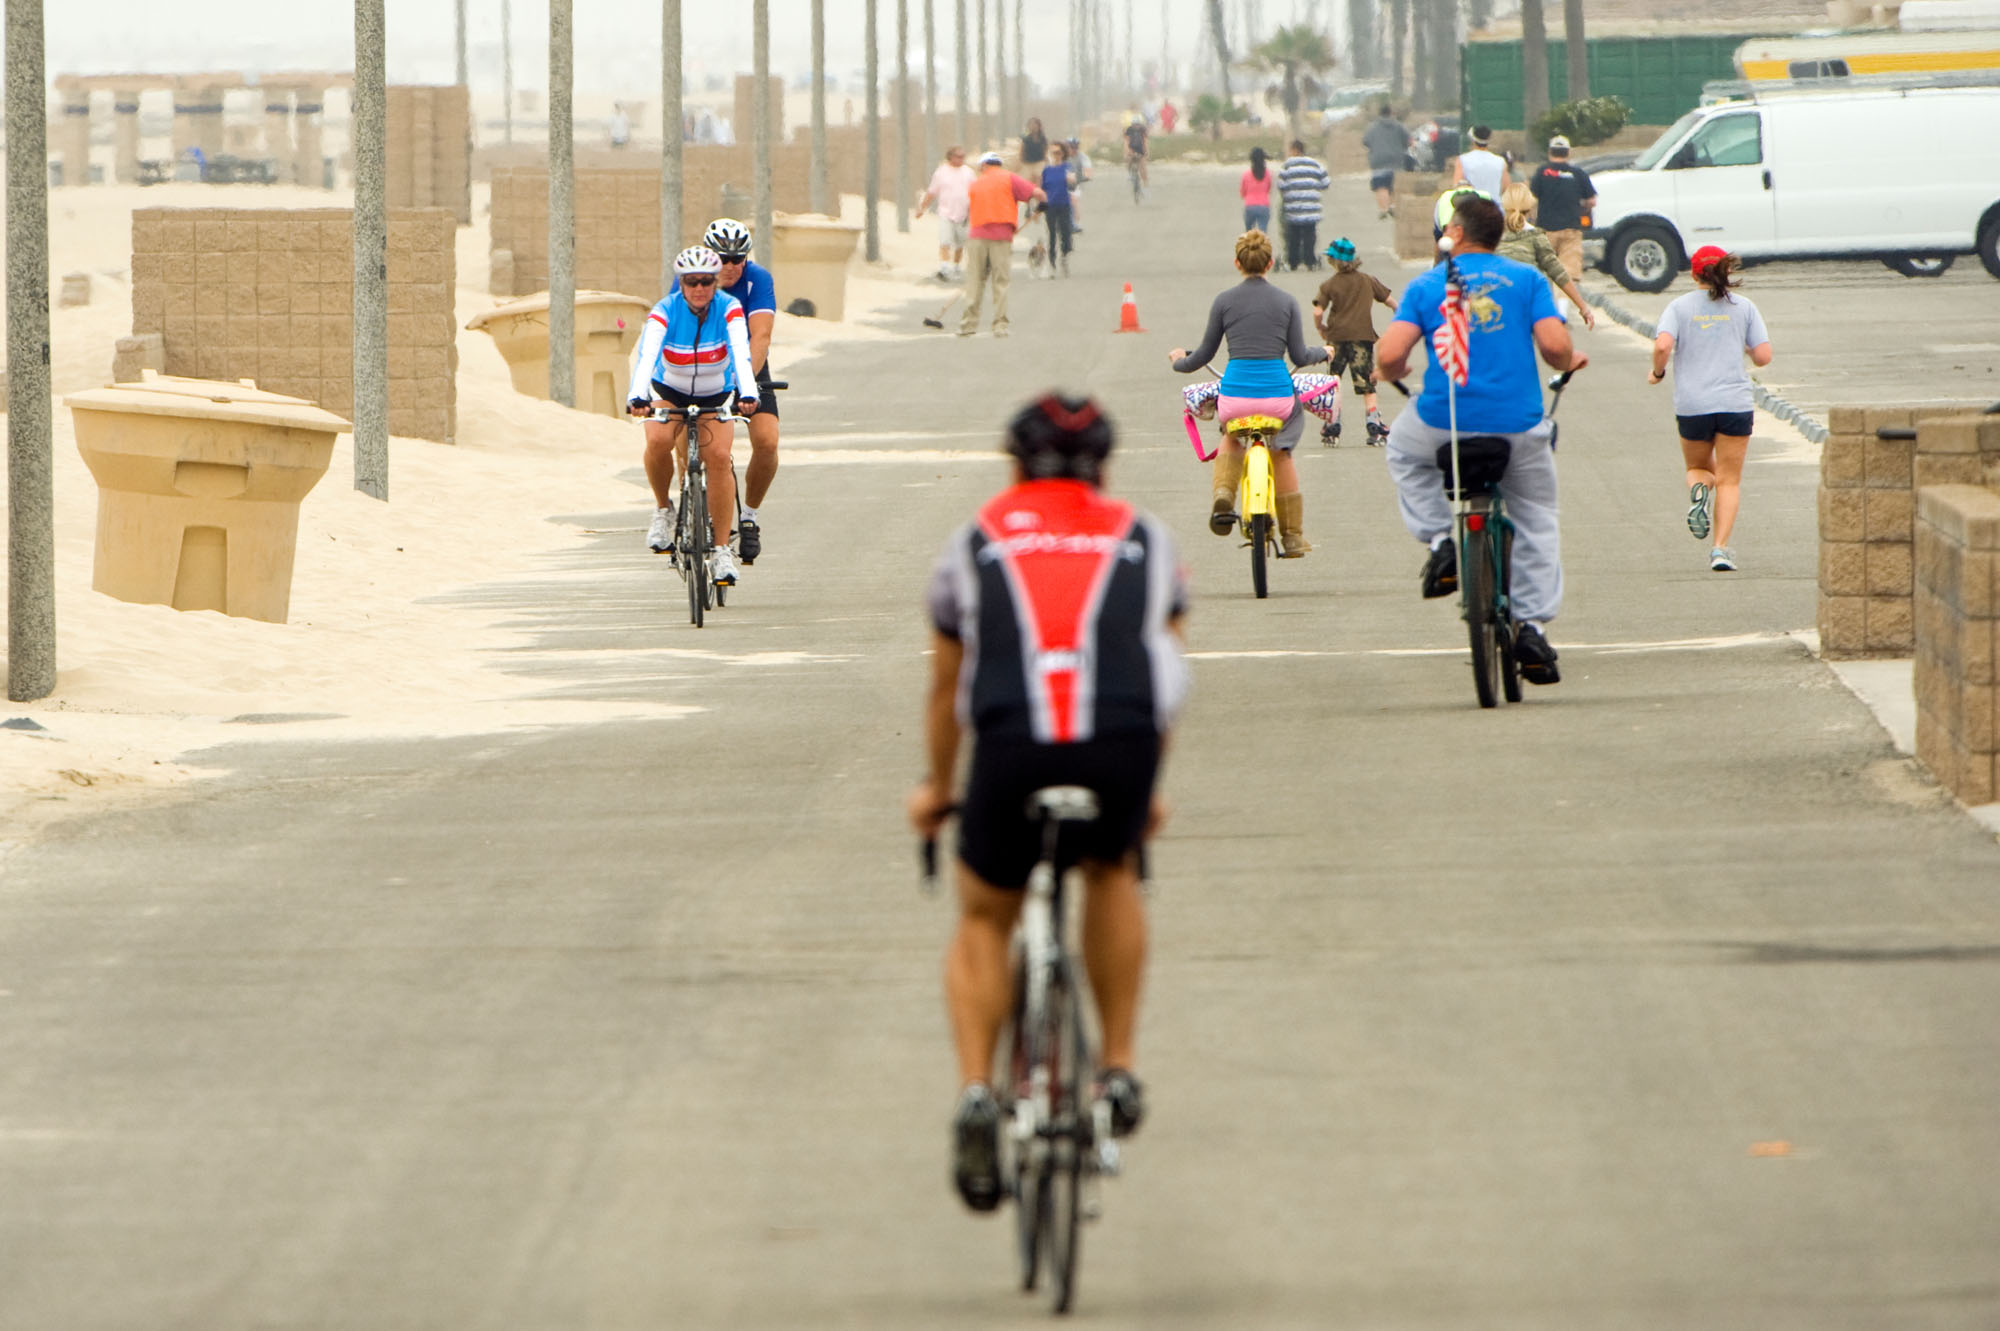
{"left": 916, "top": 145, "right": 977, "bottom": 280}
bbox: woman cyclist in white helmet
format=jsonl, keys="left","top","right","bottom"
{"left": 628, "top": 244, "right": 760, "bottom": 585}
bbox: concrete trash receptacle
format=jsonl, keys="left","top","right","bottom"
{"left": 66, "top": 374, "right": 350, "bottom": 624}
{"left": 770, "top": 214, "right": 863, "bottom": 322}
{"left": 466, "top": 290, "right": 653, "bottom": 418}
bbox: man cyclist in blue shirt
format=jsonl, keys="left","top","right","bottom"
{"left": 1375, "top": 194, "right": 1587, "bottom": 684}
{"left": 703, "top": 219, "right": 781, "bottom": 564}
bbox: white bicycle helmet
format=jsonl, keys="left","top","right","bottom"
{"left": 703, "top": 217, "right": 754, "bottom": 258}
{"left": 673, "top": 245, "right": 724, "bottom": 276}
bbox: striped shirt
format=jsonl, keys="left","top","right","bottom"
{"left": 1277, "top": 155, "right": 1331, "bottom": 223}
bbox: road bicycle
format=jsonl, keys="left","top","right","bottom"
{"left": 923, "top": 789, "right": 1125, "bottom": 1316}
{"left": 647, "top": 381, "right": 785, "bottom": 628}
{"left": 1126, "top": 153, "right": 1145, "bottom": 204}
{"left": 1214, "top": 413, "right": 1287, "bottom": 599}
{"left": 1436, "top": 370, "right": 1574, "bottom": 708}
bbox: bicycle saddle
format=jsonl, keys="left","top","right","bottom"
{"left": 1223, "top": 415, "right": 1286, "bottom": 437}
{"left": 1027, "top": 786, "right": 1101, "bottom": 823}
{"left": 1435, "top": 435, "right": 1511, "bottom": 498}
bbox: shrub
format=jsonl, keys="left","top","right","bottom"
{"left": 1189, "top": 93, "right": 1251, "bottom": 141}
{"left": 1530, "top": 95, "right": 1631, "bottom": 149}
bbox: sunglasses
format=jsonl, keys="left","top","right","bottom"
{"left": 681, "top": 275, "right": 717, "bottom": 287}
{"left": 717, "top": 256, "right": 747, "bottom": 265}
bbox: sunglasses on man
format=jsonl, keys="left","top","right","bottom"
{"left": 680, "top": 275, "right": 716, "bottom": 287}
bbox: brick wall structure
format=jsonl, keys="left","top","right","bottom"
{"left": 1915, "top": 480, "right": 2000, "bottom": 805}
{"left": 130, "top": 206, "right": 458, "bottom": 442}
{"left": 1816, "top": 405, "right": 1998, "bottom": 658}
{"left": 388, "top": 84, "right": 473, "bottom": 225}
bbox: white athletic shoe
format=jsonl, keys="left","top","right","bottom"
{"left": 646, "top": 507, "right": 674, "bottom": 553}
{"left": 712, "top": 546, "right": 740, "bottom": 586}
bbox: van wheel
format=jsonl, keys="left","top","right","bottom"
{"left": 1608, "top": 225, "right": 1679, "bottom": 293}
{"left": 1884, "top": 254, "right": 1955, "bottom": 278}
{"left": 1980, "top": 214, "right": 2000, "bottom": 279}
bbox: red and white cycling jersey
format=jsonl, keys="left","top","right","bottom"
{"left": 928, "top": 480, "right": 1189, "bottom": 744}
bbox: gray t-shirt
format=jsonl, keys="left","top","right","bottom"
{"left": 1657, "top": 290, "right": 1769, "bottom": 416}
{"left": 1363, "top": 117, "right": 1409, "bottom": 170}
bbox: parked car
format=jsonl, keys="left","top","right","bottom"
{"left": 1586, "top": 81, "right": 2000, "bottom": 291}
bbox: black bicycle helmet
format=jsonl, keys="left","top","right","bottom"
{"left": 1006, "top": 394, "right": 1114, "bottom": 482}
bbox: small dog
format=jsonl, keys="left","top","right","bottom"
{"left": 1024, "top": 240, "right": 1051, "bottom": 279}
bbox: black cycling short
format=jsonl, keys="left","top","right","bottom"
{"left": 650, "top": 382, "right": 732, "bottom": 411}
{"left": 958, "top": 733, "right": 1161, "bottom": 891}
{"left": 1677, "top": 410, "right": 1754, "bottom": 443}
{"left": 748, "top": 367, "right": 779, "bottom": 420}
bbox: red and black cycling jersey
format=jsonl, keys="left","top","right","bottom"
{"left": 927, "top": 480, "right": 1189, "bottom": 744}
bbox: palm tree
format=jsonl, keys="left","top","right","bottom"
{"left": 1252, "top": 23, "right": 1336, "bottom": 140}
{"left": 1346, "top": 0, "right": 1377, "bottom": 79}
{"left": 1564, "top": 0, "right": 1588, "bottom": 100}
{"left": 1521, "top": 0, "right": 1549, "bottom": 128}
{"left": 1389, "top": 0, "right": 1408, "bottom": 99}
{"left": 1205, "top": 0, "right": 1233, "bottom": 102}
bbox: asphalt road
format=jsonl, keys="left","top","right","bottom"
{"left": 3, "top": 165, "right": 1999, "bottom": 1330}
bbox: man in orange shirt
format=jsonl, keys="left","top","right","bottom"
{"left": 959, "top": 151, "right": 1046, "bottom": 339}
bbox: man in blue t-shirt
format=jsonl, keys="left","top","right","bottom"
{"left": 704, "top": 218, "right": 782, "bottom": 564}
{"left": 1376, "top": 194, "right": 1588, "bottom": 684}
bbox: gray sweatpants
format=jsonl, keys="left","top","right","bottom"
{"left": 1385, "top": 411, "right": 1563, "bottom": 625}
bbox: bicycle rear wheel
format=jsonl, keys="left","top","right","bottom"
{"left": 1499, "top": 525, "right": 1522, "bottom": 703}
{"left": 1005, "top": 989, "right": 1043, "bottom": 1293}
{"left": 1249, "top": 513, "right": 1271, "bottom": 599}
{"left": 1464, "top": 522, "right": 1499, "bottom": 708}
{"left": 1045, "top": 963, "right": 1085, "bottom": 1314}
{"left": 683, "top": 467, "right": 708, "bottom": 628}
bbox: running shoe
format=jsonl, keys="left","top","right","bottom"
{"left": 711, "top": 546, "right": 740, "bottom": 586}
{"left": 737, "top": 516, "right": 761, "bottom": 565}
{"left": 1421, "top": 537, "right": 1457, "bottom": 598}
{"left": 1097, "top": 1068, "right": 1146, "bottom": 1138}
{"left": 646, "top": 507, "right": 675, "bottom": 554}
{"left": 1514, "top": 623, "right": 1561, "bottom": 684}
{"left": 1710, "top": 546, "right": 1737, "bottom": 572}
{"left": 951, "top": 1083, "right": 1004, "bottom": 1212}
{"left": 1687, "top": 482, "right": 1713, "bottom": 541}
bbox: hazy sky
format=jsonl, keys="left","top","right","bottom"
{"left": 32, "top": 1, "right": 1345, "bottom": 100}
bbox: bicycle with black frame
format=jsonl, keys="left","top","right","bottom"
{"left": 644, "top": 380, "right": 786, "bottom": 627}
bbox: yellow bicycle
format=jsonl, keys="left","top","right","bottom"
{"left": 1217, "top": 414, "right": 1285, "bottom": 599}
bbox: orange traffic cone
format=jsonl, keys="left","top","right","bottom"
{"left": 1115, "top": 282, "right": 1146, "bottom": 333}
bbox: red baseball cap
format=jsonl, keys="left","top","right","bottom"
{"left": 1690, "top": 245, "right": 1729, "bottom": 274}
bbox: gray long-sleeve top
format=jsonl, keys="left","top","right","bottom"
{"left": 1172, "top": 277, "right": 1328, "bottom": 394}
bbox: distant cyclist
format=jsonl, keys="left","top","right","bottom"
{"left": 627, "top": 245, "right": 758, "bottom": 588}
{"left": 909, "top": 393, "right": 1187, "bottom": 1212}
{"left": 1122, "top": 111, "right": 1150, "bottom": 195}
{"left": 704, "top": 218, "right": 780, "bottom": 564}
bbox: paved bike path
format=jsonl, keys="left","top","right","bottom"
{"left": 0, "top": 166, "right": 1996, "bottom": 1330}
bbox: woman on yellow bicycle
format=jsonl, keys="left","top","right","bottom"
{"left": 1168, "top": 230, "right": 1329, "bottom": 555}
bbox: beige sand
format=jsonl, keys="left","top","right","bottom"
{"left": 0, "top": 180, "right": 956, "bottom": 850}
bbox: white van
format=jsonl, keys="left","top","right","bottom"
{"left": 1586, "top": 81, "right": 2000, "bottom": 291}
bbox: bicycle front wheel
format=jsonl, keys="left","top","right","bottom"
{"left": 1464, "top": 523, "right": 1499, "bottom": 708}
{"left": 1249, "top": 513, "right": 1271, "bottom": 600}
{"left": 683, "top": 468, "right": 708, "bottom": 628}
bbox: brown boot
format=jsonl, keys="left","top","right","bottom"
{"left": 1277, "top": 491, "right": 1311, "bottom": 557}
{"left": 1209, "top": 452, "right": 1238, "bottom": 536}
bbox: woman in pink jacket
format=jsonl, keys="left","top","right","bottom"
{"left": 1241, "top": 147, "right": 1272, "bottom": 234}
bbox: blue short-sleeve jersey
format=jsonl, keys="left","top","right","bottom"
{"left": 1392, "top": 251, "right": 1561, "bottom": 433}
{"left": 722, "top": 259, "right": 778, "bottom": 317}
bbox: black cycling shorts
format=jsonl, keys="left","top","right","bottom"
{"left": 958, "top": 733, "right": 1161, "bottom": 891}
{"left": 1677, "top": 410, "right": 1754, "bottom": 443}
{"left": 748, "top": 367, "right": 779, "bottom": 420}
{"left": 650, "top": 382, "right": 732, "bottom": 411}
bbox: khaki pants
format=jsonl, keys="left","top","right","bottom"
{"left": 1548, "top": 229, "right": 1584, "bottom": 283}
{"left": 960, "top": 236, "right": 1014, "bottom": 335}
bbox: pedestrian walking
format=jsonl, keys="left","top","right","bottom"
{"left": 1041, "top": 142, "right": 1075, "bottom": 274}
{"left": 916, "top": 145, "right": 978, "bottom": 281}
{"left": 1066, "top": 137, "right": 1093, "bottom": 233}
{"left": 959, "top": 151, "right": 1046, "bottom": 338}
{"left": 1498, "top": 183, "right": 1595, "bottom": 330}
{"left": 1276, "top": 139, "right": 1332, "bottom": 271}
{"left": 1021, "top": 117, "right": 1048, "bottom": 170}
{"left": 1648, "top": 246, "right": 1775, "bottom": 572}
{"left": 1528, "top": 134, "right": 1596, "bottom": 284}
{"left": 1241, "top": 146, "right": 1273, "bottom": 234}
{"left": 1309, "top": 237, "right": 1397, "bottom": 445}
{"left": 1363, "top": 104, "right": 1411, "bottom": 218}
{"left": 1452, "top": 125, "right": 1510, "bottom": 198}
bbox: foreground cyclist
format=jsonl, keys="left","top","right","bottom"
{"left": 908, "top": 395, "right": 1188, "bottom": 1212}
{"left": 1376, "top": 194, "right": 1586, "bottom": 684}
{"left": 627, "top": 245, "right": 758, "bottom": 587}
{"left": 703, "top": 218, "right": 780, "bottom": 564}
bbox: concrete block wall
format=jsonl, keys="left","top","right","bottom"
{"left": 1914, "top": 482, "right": 2000, "bottom": 804}
{"left": 488, "top": 150, "right": 810, "bottom": 300}
{"left": 1817, "top": 405, "right": 1996, "bottom": 658}
{"left": 387, "top": 85, "right": 473, "bottom": 225}
{"left": 130, "top": 206, "right": 458, "bottom": 442}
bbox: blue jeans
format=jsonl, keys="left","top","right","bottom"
{"left": 1244, "top": 205, "right": 1271, "bottom": 234}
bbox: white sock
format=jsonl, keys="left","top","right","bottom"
{"left": 739, "top": 505, "right": 759, "bottom": 523}
{"left": 1430, "top": 533, "right": 1451, "bottom": 551}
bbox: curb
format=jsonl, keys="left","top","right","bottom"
{"left": 1580, "top": 286, "right": 1829, "bottom": 444}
